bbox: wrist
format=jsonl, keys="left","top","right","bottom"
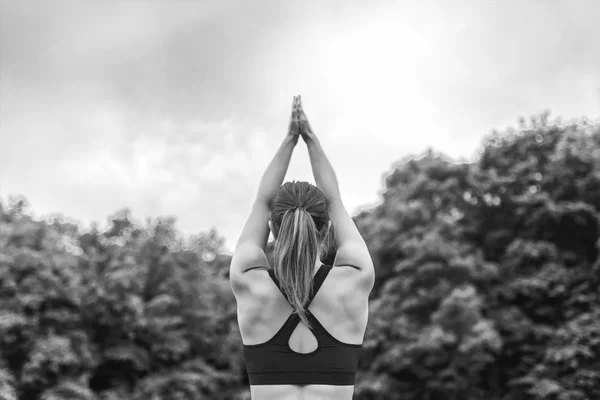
{"left": 304, "top": 134, "right": 319, "bottom": 147}
{"left": 283, "top": 135, "right": 298, "bottom": 147}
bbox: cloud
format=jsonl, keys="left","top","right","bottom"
{"left": 1, "top": 0, "right": 599, "bottom": 250}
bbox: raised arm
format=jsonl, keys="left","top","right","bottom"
{"left": 230, "top": 96, "right": 300, "bottom": 289}
{"left": 297, "top": 96, "right": 374, "bottom": 292}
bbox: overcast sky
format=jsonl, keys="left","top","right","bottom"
{"left": 1, "top": 0, "right": 599, "bottom": 251}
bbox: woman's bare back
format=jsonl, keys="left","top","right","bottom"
{"left": 236, "top": 265, "right": 370, "bottom": 400}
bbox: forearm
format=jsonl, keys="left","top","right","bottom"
{"left": 255, "top": 136, "right": 296, "bottom": 206}
{"left": 306, "top": 136, "right": 342, "bottom": 204}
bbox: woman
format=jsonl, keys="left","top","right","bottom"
{"left": 229, "top": 95, "right": 375, "bottom": 400}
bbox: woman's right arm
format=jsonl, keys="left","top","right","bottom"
{"left": 298, "top": 97, "right": 375, "bottom": 293}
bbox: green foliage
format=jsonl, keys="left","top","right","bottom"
{"left": 1, "top": 114, "right": 598, "bottom": 399}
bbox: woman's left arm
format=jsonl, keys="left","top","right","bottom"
{"left": 230, "top": 97, "right": 300, "bottom": 282}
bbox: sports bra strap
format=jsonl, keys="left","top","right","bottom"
{"left": 268, "top": 264, "right": 332, "bottom": 309}
{"left": 307, "top": 264, "right": 331, "bottom": 306}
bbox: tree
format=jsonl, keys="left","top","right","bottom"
{"left": 2, "top": 113, "right": 598, "bottom": 400}
{"left": 353, "top": 116, "right": 600, "bottom": 400}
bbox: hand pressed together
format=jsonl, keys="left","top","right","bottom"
{"left": 296, "top": 95, "right": 315, "bottom": 143}
{"left": 287, "top": 96, "right": 300, "bottom": 143}
{"left": 287, "top": 95, "right": 316, "bottom": 144}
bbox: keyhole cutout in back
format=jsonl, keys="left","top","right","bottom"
{"left": 288, "top": 320, "right": 318, "bottom": 354}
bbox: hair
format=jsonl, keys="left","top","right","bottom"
{"left": 270, "top": 180, "right": 330, "bottom": 328}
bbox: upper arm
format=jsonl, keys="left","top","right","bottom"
{"left": 229, "top": 201, "right": 272, "bottom": 298}
{"left": 229, "top": 244, "right": 270, "bottom": 299}
{"left": 329, "top": 197, "right": 375, "bottom": 293}
{"left": 234, "top": 201, "right": 271, "bottom": 253}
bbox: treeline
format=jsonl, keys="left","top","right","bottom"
{"left": 1, "top": 114, "right": 599, "bottom": 400}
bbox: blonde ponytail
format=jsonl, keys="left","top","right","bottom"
{"left": 273, "top": 208, "right": 320, "bottom": 327}
{"left": 270, "top": 181, "right": 330, "bottom": 329}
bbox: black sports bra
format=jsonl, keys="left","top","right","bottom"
{"left": 242, "top": 264, "right": 362, "bottom": 386}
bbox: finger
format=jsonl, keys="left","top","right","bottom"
{"left": 291, "top": 97, "right": 298, "bottom": 118}
{"left": 290, "top": 98, "right": 300, "bottom": 130}
{"left": 293, "top": 97, "right": 300, "bottom": 118}
{"left": 298, "top": 100, "right": 305, "bottom": 117}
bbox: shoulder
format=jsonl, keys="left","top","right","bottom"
{"left": 329, "top": 263, "right": 375, "bottom": 298}
{"left": 229, "top": 244, "right": 272, "bottom": 299}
